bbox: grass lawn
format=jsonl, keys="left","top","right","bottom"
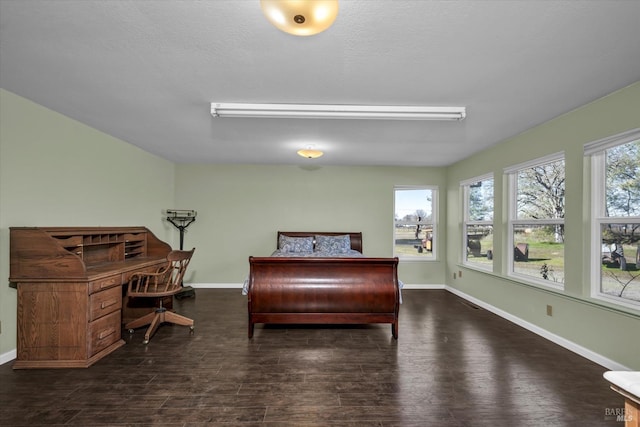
{"left": 513, "top": 241, "right": 565, "bottom": 283}
{"left": 394, "top": 228, "right": 433, "bottom": 257}
{"left": 397, "top": 229, "right": 640, "bottom": 302}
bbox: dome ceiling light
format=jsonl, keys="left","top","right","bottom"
{"left": 260, "top": 0, "right": 339, "bottom": 36}
{"left": 297, "top": 146, "right": 324, "bottom": 159}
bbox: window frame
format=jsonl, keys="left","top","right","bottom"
{"left": 393, "top": 185, "right": 438, "bottom": 261}
{"left": 586, "top": 128, "right": 640, "bottom": 310}
{"left": 505, "top": 152, "right": 566, "bottom": 289}
{"left": 461, "top": 173, "right": 494, "bottom": 271}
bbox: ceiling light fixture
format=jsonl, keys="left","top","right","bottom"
{"left": 260, "top": 0, "right": 339, "bottom": 36}
{"left": 297, "top": 146, "right": 324, "bottom": 159}
{"left": 211, "top": 103, "right": 466, "bottom": 121}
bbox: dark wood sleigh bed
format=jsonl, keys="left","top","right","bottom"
{"left": 246, "top": 232, "right": 400, "bottom": 338}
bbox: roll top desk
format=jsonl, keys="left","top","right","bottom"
{"left": 9, "top": 226, "right": 171, "bottom": 369}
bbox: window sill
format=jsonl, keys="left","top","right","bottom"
{"left": 462, "top": 261, "right": 493, "bottom": 273}
{"left": 456, "top": 263, "right": 640, "bottom": 319}
{"left": 592, "top": 292, "right": 640, "bottom": 313}
{"left": 508, "top": 272, "right": 565, "bottom": 292}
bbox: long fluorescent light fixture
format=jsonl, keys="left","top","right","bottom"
{"left": 210, "top": 103, "right": 466, "bottom": 121}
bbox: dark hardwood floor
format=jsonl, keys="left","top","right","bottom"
{"left": 0, "top": 289, "right": 625, "bottom": 426}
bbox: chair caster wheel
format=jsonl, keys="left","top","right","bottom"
{"left": 128, "top": 329, "right": 134, "bottom": 334}
{"left": 189, "top": 326, "right": 195, "bottom": 333}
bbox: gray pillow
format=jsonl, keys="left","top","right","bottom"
{"left": 315, "top": 234, "right": 351, "bottom": 253}
{"left": 279, "top": 235, "right": 314, "bottom": 253}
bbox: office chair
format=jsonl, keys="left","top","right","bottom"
{"left": 125, "top": 248, "right": 195, "bottom": 344}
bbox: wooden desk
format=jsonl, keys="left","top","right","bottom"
{"left": 604, "top": 371, "right": 640, "bottom": 427}
{"left": 10, "top": 227, "right": 171, "bottom": 369}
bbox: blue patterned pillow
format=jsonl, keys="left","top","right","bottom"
{"left": 315, "top": 234, "right": 351, "bottom": 253}
{"left": 279, "top": 235, "right": 314, "bottom": 253}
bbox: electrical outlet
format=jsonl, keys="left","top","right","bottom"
{"left": 453, "top": 272, "right": 457, "bottom": 279}
{"left": 458, "top": 270, "right": 462, "bottom": 278}
{"left": 546, "top": 305, "right": 553, "bottom": 316}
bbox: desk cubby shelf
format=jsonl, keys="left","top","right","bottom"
{"left": 48, "top": 231, "right": 148, "bottom": 265}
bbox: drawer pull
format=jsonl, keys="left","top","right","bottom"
{"left": 99, "top": 279, "right": 117, "bottom": 289}
{"left": 98, "top": 328, "right": 116, "bottom": 340}
{"left": 100, "top": 299, "right": 118, "bottom": 309}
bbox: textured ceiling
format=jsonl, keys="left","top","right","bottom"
{"left": 1, "top": 0, "right": 639, "bottom": 167}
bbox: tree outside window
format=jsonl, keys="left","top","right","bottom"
{"left": 462, "top": 175, "right": 494, "bottom": 269}
{"left": 394, "top": 187, "right": 436, "bottom": 259}
{"left": 507, "top": 154, "right": 565, "bottom": 287}
{"left": 588, "top": 130, "right": 640, "bottom": 307}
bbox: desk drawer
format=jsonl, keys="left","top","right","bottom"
{"left": 88, "top": 274, "right": 121, "bottom": 294}
{"left": 89, "top": 310, "right": 121, "bottom": 356}
{"left": 89, "top": 285, "right": 122, "bottom": 321}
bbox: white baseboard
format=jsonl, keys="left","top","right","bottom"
{"left": 190, "top": 283, "right": 242, "bottom": 289}
{"left": 402, "top": 283, "right": 445, "bottom": 290}
{"left": 0, "top": 349, "right": 16, "bottom": 366}
{"left": 445, "top": 286, "right": 630, "bottom": 371}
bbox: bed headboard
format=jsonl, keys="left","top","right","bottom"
{"left": 277, "top": 231, "right": 363, "bottom": 253}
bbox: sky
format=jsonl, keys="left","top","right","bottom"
{"left": 395, "top": 188, "right": 432, "bottom": 220}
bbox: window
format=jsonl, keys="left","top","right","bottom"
{"left": 586, "top": 129, "right": 640, "bottom": 309}
{"left": 394, "top": 186, "right": 437, "bottom": 259}
{"left": 506, "top": 153, "right": 565, "bottom": 288}
{"left": 462, "top": 174, "right": 494, "bottom": 270}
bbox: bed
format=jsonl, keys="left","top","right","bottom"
{"left": 246, "top": 232, "right": 400, "bottom": 338}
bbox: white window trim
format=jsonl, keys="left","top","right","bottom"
{"left": 461, "top": 174, "right": 494, "bottom": 271}
{"left": 506, "top": 152, "right": 565, "bottom": 290}
{"left": 588, "top": 129, "right": 640, "bottom": 310}
{"left": 584, "top": 128, "right": 640, "bottom": 156}
{"left": 460, "top": 173, "right": 493, "bottom": 188}
{"left": 503, "top": 151, "right": 565, "bottom": 175}
{"left": 393, "top": 185, "right": 438, "bottom": 261}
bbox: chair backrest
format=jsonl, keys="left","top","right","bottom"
{"left": 164, "top": 248, "right": 195, "bottom": 288}
{"left": 127, "top": 248, "right": 195, "bottom": 295}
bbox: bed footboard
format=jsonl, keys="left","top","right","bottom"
{"left": 247, "top": 256, "right": 400, "bottom": 338}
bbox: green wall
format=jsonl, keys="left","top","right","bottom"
{"left": 0, "top": 89, "right": 175, "bottom": 357}
{"left": 175, "top": 164, "right": 447, "bottom": 286}
{"left": 446, "top": 82, "right": 640, "bottom": 370}
{"left": 2, "top": 82, "right": 639, "bottom": 370}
